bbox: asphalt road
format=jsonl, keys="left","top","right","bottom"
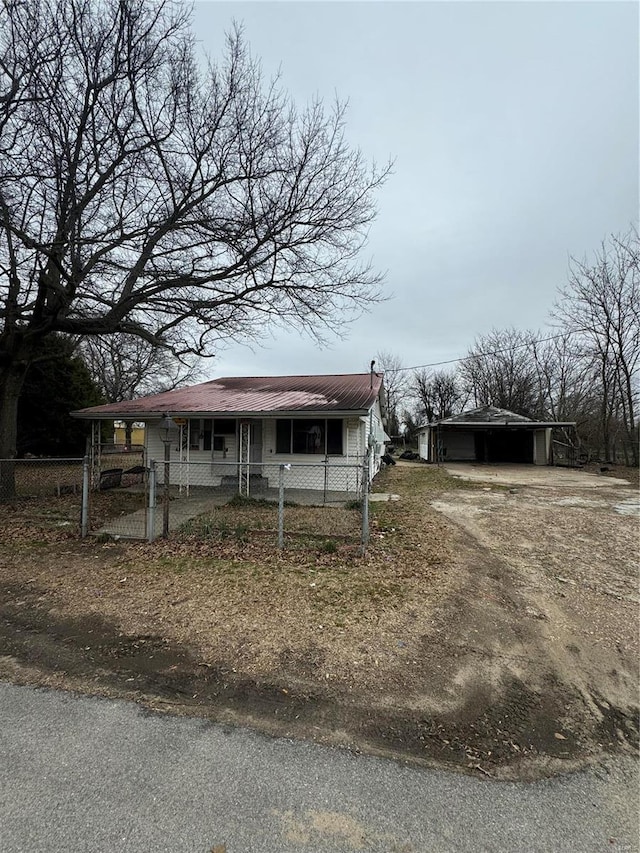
{"left": 0, "top": 682, "right": 637, "bottom": 853}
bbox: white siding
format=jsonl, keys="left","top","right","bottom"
{"left": 346, "top": 417, "right": 365, "bottom": 460}
{"left": 146, "top": 419, "right": 236, "bottom": 486}
{"left": 146, "top": 407, "right": 380, "bottom": 490}
{"left": 534, "top": 429, "right": 550, "bottom": 465}
{"left": 364, "top": 399, "right": 387, "bottom": 478}
{"left": 418, "top": 429, "right": 430, "bottom": 461}
{"left": 261, "top": 416, "right": 363, "bottom": 491}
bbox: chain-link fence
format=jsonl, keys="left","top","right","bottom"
{"left": 90, "top": 444, "right": 146, "bottom": 490}
{"left": 93, "top": 457, "right": 371, "bottom": 551}
{"left": 0, "top": 454, "right": 148, "bottom": 541}
{"left": 2, "top": 454, "right": 372, "bottom": 553}
{"left": 0, "top": 457, "right": 87, "bottom": 540}
{"left": 0, "top": 457, "right": 84, "bottom": 500}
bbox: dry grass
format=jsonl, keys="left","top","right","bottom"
{"left": 3, "top": 460, "right": 638, "bottom": 775}
{"left": 0, "top": 489, "right": 146, "bottom": 543}
{"left": 0, "top": 463, "right": 467, "bottom": 691}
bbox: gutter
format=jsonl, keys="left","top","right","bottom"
{"left": 71, "top": 408, "right": 373, "bottom": 421}
{"left": 418, "top": 421, "right": 576, "bottom": 429}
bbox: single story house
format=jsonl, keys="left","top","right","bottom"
{"left": 73, "top": 373, "right": 389, "bottom": 493}
{"left": 417, "top": 406, "right": 576, "bottom": 465}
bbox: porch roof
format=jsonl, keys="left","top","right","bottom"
{"left": 72, "top": 373, "right": 384, "bottom": 420}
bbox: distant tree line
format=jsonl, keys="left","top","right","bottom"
{"left": 379, "top": 229, "right": 639, "bottom": 466}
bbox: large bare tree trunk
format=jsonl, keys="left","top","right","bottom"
{"left": 0, "top": 362, "right": 28, "bottom": 501}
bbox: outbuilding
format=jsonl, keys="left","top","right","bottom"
{"left": 417, "top": 406, "right": 576, "bottom": 466}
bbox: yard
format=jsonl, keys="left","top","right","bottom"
{"left": 0, "top": 461, "right": 637, "bottom": 780}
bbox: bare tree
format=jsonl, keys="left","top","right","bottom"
{"left": 555, "top": 230, "right": 639, "bottom": 464}
{"left": 411, "top": 367, "right": 464, "bottom": 423}
{"left": 0, "top": 0, "right": 389, "bottom": 493}
{"left": 373, "top": 350, "right": 407, "bottom": 437}
{"left": 460, "top": 328, "right": 542, "bottom": 417}
{"left": 80, "top": 335, "right": 201, "bottom": 404}
{"left": 79, "top": 332, "right": 201, "bottom": 447}
{"left": 530, "top": 334, "right": 586, "bottom": 422}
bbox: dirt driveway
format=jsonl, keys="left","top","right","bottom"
{"left": 443, "top": 460, "right": 639, "bottom": 494}
{"left": 430, "top": 461, "right": 638, "bottom": 767}
{"left": 0, "top": 462, "right": 637, "bottom": 780}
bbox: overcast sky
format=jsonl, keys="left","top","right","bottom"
{"left": 191, "top": 0, "right": 639, "bottom": 379}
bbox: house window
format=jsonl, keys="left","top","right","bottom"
{"left": 276, "top": 420, "right": 291, "bottom": 454}
{"left": 189, "top": 418, "right": 236, "bottom": 451}
{"left": 275, "top": 419, "right": 343, "bottom": 455}
{"left": 189, "top": 421, "right": 200, "bottom": 450}
{"left": 202, "top": 419, "right": 212, "bottom": 451}
{"left": 327, "top": 419, "right": 343, "bottom": 454}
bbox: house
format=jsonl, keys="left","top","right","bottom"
{"left": 417, "top": 406, "right": 576, "bottom": 465}
{"left": 72, "top": 373, "right": 389, "bottom": 493}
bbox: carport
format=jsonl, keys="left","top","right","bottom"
{"left": 417, "top": 406, "right": 577, "bottom": 465}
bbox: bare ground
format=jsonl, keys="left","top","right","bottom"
{"left": 0, "top": 462, "right": 637, "bottom": 781}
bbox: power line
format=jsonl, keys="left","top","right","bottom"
{"left": 389, "top": 331, "right": 576, "bottom": 374}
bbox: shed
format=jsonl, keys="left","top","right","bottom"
{"left": 417, "top": 406, "right": 576, "bottom": 466}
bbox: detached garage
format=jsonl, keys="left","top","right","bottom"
{"left": 417, "top": 406, "right": 576, "bottom": 466}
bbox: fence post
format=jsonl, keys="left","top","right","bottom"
{"left": 80, "top": 456, "right": 90, "bottom": 538}
{"left": 360, "top": 451, "right": 370, "bottom": 555}
{"left": 278, "top": 464, "right": 285, "bottom": 550}
{"left": 163, "top": 442, "right": 170, "bottom": 538}
{"left": 148, "top": 460, "right": 157, "bottom": 542}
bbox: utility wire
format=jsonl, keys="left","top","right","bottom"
{"left": 388, "top": 331, "right": 576, "bottom": 374}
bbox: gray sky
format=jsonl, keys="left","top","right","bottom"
{"left": 191, "top": 0, "right": 639, "bottom": 379}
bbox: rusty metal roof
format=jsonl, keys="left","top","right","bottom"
{"left": 72, "top": 373, "right": 384, "bottom": 419}
{"left": 419, "top": 405, "right": 575, "bottom": 429}
{"left": 439, "top": 406, "right": 534, "bottom": 425}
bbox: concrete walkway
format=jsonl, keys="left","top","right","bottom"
{"left": 96, "top": 492, "right": 230, "bottom": 539}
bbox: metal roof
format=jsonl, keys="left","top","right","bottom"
{"left": 439, "top": 406, "right": 534, "bottom": 425}
{"left": 418, "top": 406, "right": 576, "bottom": 430}
{"left": 72, "top": 373, "right": 384, "bottom": 419}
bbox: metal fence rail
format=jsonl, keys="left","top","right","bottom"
{"left": 153, "top": 458, "right": 370, "bottom": 551}
{"left": 0, "top": 457, "right": 87, "bottom": 539}
{"left": 1, "top": 455, "right": 372, "bottom": 553}
{"left": 0, "top": 457, "right": 85, "bottom": 500}
{"left": 93, "top": 457, "right": 370, "bottom": 551}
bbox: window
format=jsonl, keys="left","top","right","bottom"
{"left": 189, "top": 418, "right": 235, "bottom": 451}
{"left": 189, "top": 420, "right": 200, "bottom": 450}
{"left": 276, "top": 419, "right": 291, "bottom": 454}
{"left": 202, "top": 419, "right": 212, "bottom": 451}
{"left": 327, "top": 419, "right": 343, "bottom": 454}
{"left": 275, "top": 419, "right": 343, "bottom": 455}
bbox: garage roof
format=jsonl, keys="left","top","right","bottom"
{"left": 420, "top": 405, "right": 575, "bottom": 429}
